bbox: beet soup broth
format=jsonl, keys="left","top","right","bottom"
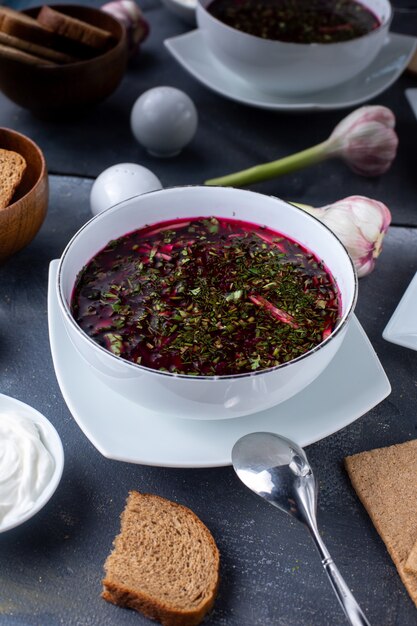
{"left": 71, "top": 217, "right": 341, "bottom": 376}
{"left": 206, "top": 0, "right": 381, "bottom": 44}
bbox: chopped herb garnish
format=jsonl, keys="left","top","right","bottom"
{"left": 71, "top": 216, "right": 340, "bottom": 376}
{"left": 206, "top": 0, "right": 380, "bottom": 44}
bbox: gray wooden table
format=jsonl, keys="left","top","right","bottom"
{"left": 1, "top": 1, "right": 417, "bottom": 625}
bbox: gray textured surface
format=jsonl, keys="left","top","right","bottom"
{"left": 0, "top": 0, "right": 417, "bottom": 624}
{"left": 0, "top": 176, "right": 417, "bottom": 626}
{"left": 0, "top": 1, "right": 416, "bottom": 225}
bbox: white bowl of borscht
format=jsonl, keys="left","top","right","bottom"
{"left": 196, "top": 0, "right": 392, "bottom": 95}
{"left": 57, "top": 186, "right": 357, "bottom": 420}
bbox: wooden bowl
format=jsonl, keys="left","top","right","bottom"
{"left": 0, "top": 128, "right": 48, "bottom": 263}
{"left": 0, "top": 5, "right": 128, "bottom": 116}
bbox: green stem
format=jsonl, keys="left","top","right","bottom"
{"left": 205, "top": 140, "right": 331, "bottom": 187}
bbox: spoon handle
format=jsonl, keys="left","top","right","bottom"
{"left": 309, "top": 526, "right": 371, "bottom": 626}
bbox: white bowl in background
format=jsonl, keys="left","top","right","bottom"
{"left": 196, "top": 0, "right": 392, "bottom": 95}
{"left": 161, "top": 0, "right": 196, "bottom": 25}
{"left": 57, "top": 186, "right": 357, "bottom": 420}
{"left": 0, "top": 394, "right": 64, "bottom": 533}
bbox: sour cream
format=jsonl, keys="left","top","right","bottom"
{"left": 0, "top": 411, "right": 55, "bottom": 529}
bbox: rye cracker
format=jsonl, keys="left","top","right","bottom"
{"left": 345, "top": 440, "right": 417, "bottom": 608}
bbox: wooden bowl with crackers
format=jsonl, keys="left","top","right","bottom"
{"left": 0, "top": 4, "right": 128, "bottom": 116}
{"left": 0, "top": 127, "right": 48, "bottom": 263}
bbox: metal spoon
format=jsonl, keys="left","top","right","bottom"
{"left": 232, "top": 432, "right": 370, "bottom": 626}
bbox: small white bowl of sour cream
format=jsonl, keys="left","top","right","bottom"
{"left": 0, "top": 394, "right": 64, "bottom": 533}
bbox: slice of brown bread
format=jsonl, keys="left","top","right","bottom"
{"left": 102, "top": 491, "right": 220, "bottom": 626}
{"left": 345, "top": 440, "right": 417, "bottom": 608}
{"left": 0, "top": 149, "right": 27, "bottom": 209}
{"left": 37, "top": 5, "right": 115, "bottom": 52}
{"left": 0, "top": 5, "right": 23, "bottom": 27}
{"left": 0, "top": 7, "right": 91, "bottom": 59}
{"left": 0, "top": 41, "right": 56, "bottom": 66}
{"left": 0, "top": 8, "right": 60, "bottom": 47}
{"left": 0, "top": 30, "right": 77, "bottom": 64}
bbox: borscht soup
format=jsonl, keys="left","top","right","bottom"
{"left": 71, "top": 216, "right": 341, "bottom": 376}
{"left": 206, "top": 0, "right": 381, "bottom": 44}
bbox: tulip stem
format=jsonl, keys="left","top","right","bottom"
{"left": 205, "top": 140, "right": 331, "bottom": 187}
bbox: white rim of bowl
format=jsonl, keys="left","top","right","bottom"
{"left": 57, "top": 185, "right": 358, "bottom": 381}
{"left": 0, "top": 394, "right": 64, "bottom": 533}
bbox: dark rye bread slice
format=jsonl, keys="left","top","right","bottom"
{"left": 0, "top": 31, "right": 76, "bottom": 64}
{"left": 37, "top": 5, "right": 115, "bottom": 53}
{"left": 102, "top": 491, "right": 220, "bottom": 626}
{"left": 0, "top": 7, "right": 90, "bottom": 60}
{"left": 345, "top": 440, "right": 417, "bottom": 608}
{"left": 0, "top": 149, "right": 27, "bottom": 209}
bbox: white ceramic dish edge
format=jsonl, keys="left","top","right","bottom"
{"left": 164, "top": 31, "right": 417, "bottom": 111}
{"left": 196, "top": 0, "right": 392, "bottom": 95}
{"left": 55, "top": 186, "right": 357, "bottom": 420}
{"left": 49, "top": 260, "right": 391, "bottom": 468}
{"left": 382, "top": 270, "right": 417, "bottom": 350}
{"left": 161, "top": 0, "right": 196, "bottom": 25}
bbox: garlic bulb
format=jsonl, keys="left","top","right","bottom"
{"left": 206, "top": 106, "right": 398, "bottom": 187}
{"left": 327, "top": 106, "right": 398, "bottom": 176}
{"left": 297, "top": 195, "right": 391, "bottom": 277}
{"left": 102, "top": 0, "right": 149, "bottom": 56}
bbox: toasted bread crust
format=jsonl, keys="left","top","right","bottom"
{"left": 102, "top": 580, "right": 218, "bottom": 626}
{"left": 0, "top": 41, "right": 56, "bottom": 66}
{"left": 0, "top": 7, "right": 93, "bottom": 59}
{"left": 102, "top": 492, "right": 220, "bottom": 626}
{"left": 345, "top": 440, "right": 417, "bottom": 609}
{"left": 0, "top": 148, "right": 27, "bottom": 209}
{"left": 0, "top": 30, "right": 77, "bottom": 64}
{"left": 405, "top": 538, "right": 417, "bottom": 575}
{"left": 37, "top": 5, "right": 115, "bottom": 52}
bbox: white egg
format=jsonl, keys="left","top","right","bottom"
{"left": 90, "top": 163, "right": 163, "bottom": 216}
{"left": 130, "top": 86, "right": 198, "bottom": 157}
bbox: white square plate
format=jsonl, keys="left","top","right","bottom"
{"left": 48, "top": 261, "right": 391, "bottom": 467}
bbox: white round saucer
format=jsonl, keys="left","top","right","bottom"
{"left": 165, "top": 31, "right": 417, "bottom": 112}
